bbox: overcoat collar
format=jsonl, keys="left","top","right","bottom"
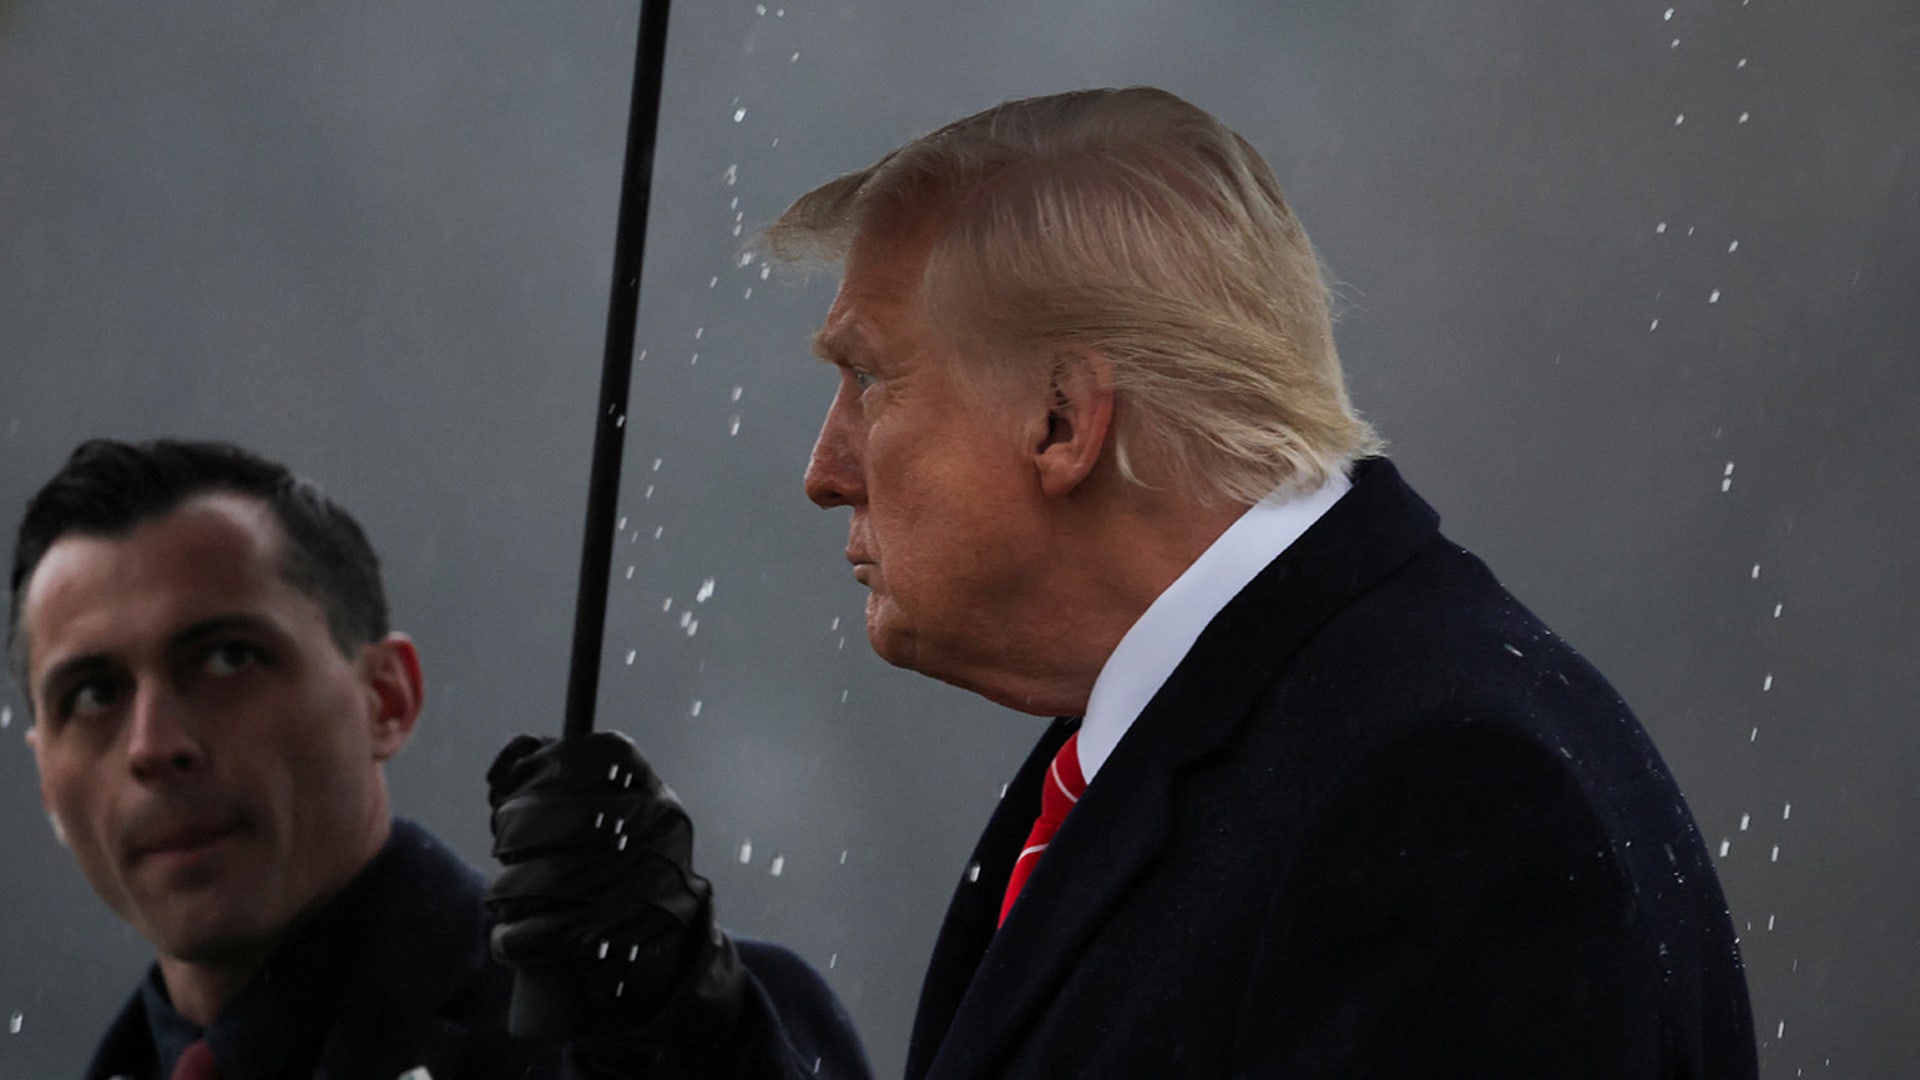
{"left": 82, "top": 820, "right": 495, "bottom": 1080}
{"left": 906, "top": 458, "right": 1441, "bottom": 1078}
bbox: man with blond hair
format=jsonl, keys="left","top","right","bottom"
{"left": 488, "top": 87, "right": 1757, "bottom": 1078}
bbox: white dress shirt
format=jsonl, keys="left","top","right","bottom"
{"left": 1077, "top": 471, "right": 1353, "bottom": 782}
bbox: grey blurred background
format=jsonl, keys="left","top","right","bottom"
{"left": 2, "top": 2, "right": 1915, "bottom": 1075}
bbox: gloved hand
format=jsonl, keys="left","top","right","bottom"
{"left": 486, "top": 732, "right": 774, "bottom": 1074}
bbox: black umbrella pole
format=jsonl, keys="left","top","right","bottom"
{"left": 564, "top": 0, "right": 671, "bottom": 742}
{"left": 511, "top": 0, "right": 671, "bottom": 1041}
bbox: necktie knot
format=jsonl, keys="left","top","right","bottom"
{"left": 171, "top": 1038, "right": 219, "bottom": 1080}
{"left": 999, "top": 733, "right": 1087, "bottom": 926}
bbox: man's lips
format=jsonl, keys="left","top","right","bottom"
{"left": 129, "top": 819, "right": 243, "bottom": 862}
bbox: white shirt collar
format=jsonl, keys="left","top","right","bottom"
{"left": 1077, "top": 471, "right": 1352, "bottom": 782}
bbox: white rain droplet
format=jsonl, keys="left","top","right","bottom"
{"left": 744, "top": 287, "right": 754, "bottom": 300}
{"left": 1725, "top": 462, "right": 1736, "bottom": 477}
{"left": 1728, "top": 239, "right": 1740, "bottom": 253}
{"left": 1750, "top": 727, "right": 1759, "bottom": 743}
{"left": 662, "top": 597, "right": 673, "bottom": 612}
{"left": 1649, "top": 318, "right": 1660, "bottom": 332}
{"left": 829, "top": 616, "right": 841, "bottom": 631}
{"left": 1709, "top": 289, "right": 1721, "bottom": 303}
{"left": 8, "top": 1011, "right": 19, "bottom": 1034}
{"left": 1719, "top": 839, "right": 1730, "bottom": 857}
{"left": 595, "top": 812, "right": 605, "bottom": 829}
{"left": 642, "top": 487, "right": 653, "bottom": 501}
{"left": 1740, "top": 813, "right": 1751, "bottom": 831}
{"left": 1663, "top": 6, "right": 1674, "bottom": 19}
{"left": 739, "top": 252, "right": 755, "bottom": 268}
{"left": 1768, "top": 914, "right": 1776, "bottom": 931}
{"left": 753, "top": 3, "right": 766, "bottom": 14}
{"left": 0, "top": 706, "right": 10, "bottom": 730}
{"left": 1655, "top": 221, "right": 1668, "bottom": 234}
{"left": 759, "top": 263, "right": 772, "bottom": 280}
{"left": 1751, "top": 563, "right": 1761, "bottom": 580}
{"left": 967, "top": 863, "right": 982, "bottom": 882}
{"left": 685, "top": 619, "right": 698, "bottom": 637}
{"left": 840, "top": 688, "right": 850, "bottom": 703}
{"left": 739, "top": 839, "right": 753, "bottom": 863}
{"left": 624, "top": 565, "right": 635, "bottom": 581}
{"left": 625, "top": 649, "right": 637, "bottom": 666}
{"left": 1737, "top": 58, "right": 1748, "bottom": 69}
{"left": 1674, "top": 113, "right": 1685, "bottom": 126}
{"left": 629, "top": 944, "right": 640, "bottom": 962}
{"left": 651, "top": 458, "right": 663, "bottom": 472}
{"left": 1783, "top": 803, "right": 1792, "bottom": 820}
{"left": 1777, "top": 1020, "right": 1785, "bottom": 1039}
{"left": 722, "top": 163, "right": 738, "bottom": 186}
{"left": 1721, "top": 478, "right": 1732, "bottom": 493}
{"left": 1687, "top": 225, "right": 1696, "bottom": 236}
{"left": 790, "top": 51, "right": 800, "bottom": 63}
{"left": 1503, "top": 643, "right": 1525, "bottom": 658}
{"left": 709, "top": 276, "right": 720, "bottom": 289}
{"left": 1771, "top": 845, "right": 1780, "bottom": 863}
{"left": 729, "top": 416, "right": 742, "bottom": 436}
{"left": 609, "top": 764, "right": 621, "bottom": 781}
{"left": 730, "top": 385, "right": 744, "bottom": 402}
{"left": 770, "top": 855, "right": 785, "bottom": 876}
{"left": 654, "top": 526, "right": 664, "bottom": 540}
{"left": 733, "top": 105, "right": 747, "bottom": 123}
{"left": 1773, "top": 603, "right": 1783, "bottom": 618}
{"left": 828, "top": 952, "right": 838, "bottom": 968}
{"left": 617, "top": 516, "right": 628, "bottom": 530}
{"left": 679, "top": 611, "right": 692, "bottom": 628}
{"left": 839, "top": 849, "right": 849, "bottom": 865}
{"left": 1738, "top": 111, "right": 1750, "bottom": 124}
{"left": 690, "top": 699, "right": 702, "bottom": 717}
{"left": 697, "top": 578, "right": 716, "bottom": 603}
{"left": 598, "top": 940, "right": 610, "bottom": 959}
{"left": 1762, "top": 673, "right": 1773, "bottom": 692}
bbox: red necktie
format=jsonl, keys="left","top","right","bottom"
{"left": 999, "top": 732, "right": 1087, "bottom": 926}
{"left": 172, "top": 1038, "right": 219, "bottom": 1080}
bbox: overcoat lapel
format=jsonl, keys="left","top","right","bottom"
{"left": 913, "top": 459, "right": 1441, "bottom": 1078}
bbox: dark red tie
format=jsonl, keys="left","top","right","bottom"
{"left": 171, "top": 1038, "right": 218, "bottom": 1080}
{"left": 999, "top": 732, "right": 1088, "bottom": 926}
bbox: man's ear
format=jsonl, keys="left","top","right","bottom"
{"left": 21, "top": 723, "right": 68, "bottom": 846}
{"left": 361, "top": 632, "right": 424, "bottom": 762}
{"left": 1032, "top": 350, "right": 1116, "bottom": 498}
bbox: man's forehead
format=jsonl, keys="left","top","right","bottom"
{"left": 22, "top": 494, "right": 292, "bottom": 637}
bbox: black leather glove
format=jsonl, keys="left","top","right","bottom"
{"left": 487, "top": 732, "right": 777, "bottom": 1075}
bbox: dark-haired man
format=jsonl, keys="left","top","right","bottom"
{"left": 12, "top": 438, "right": 865, "bottom": 1079}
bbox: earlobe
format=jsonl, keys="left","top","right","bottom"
{"left": 1033, "top": 350, "right": 1116, "bottom": 498}
{"left": 362, "top": 633, "right": 424, "bottom": 761}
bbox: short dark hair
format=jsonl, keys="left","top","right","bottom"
{"left": 7, "top": 439, "right": 390, "bottom": 683}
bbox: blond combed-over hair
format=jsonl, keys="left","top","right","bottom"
{"left": 764, "top": 87, "right": 1381, "bottom": 504}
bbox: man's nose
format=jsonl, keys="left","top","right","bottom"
{"left": 126, "top": 685, "right": 206, "bottom": 782}
{"left": 804, "top": 390, "right": 866, "bottom": 509}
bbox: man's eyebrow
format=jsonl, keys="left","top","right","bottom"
{"left": 165, "top": 614, "right": 283, "bottom": 660}
{"left": 812, "top": 324, "right": 869, "bottom": 366}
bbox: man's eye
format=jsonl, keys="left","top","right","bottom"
{"left": 62, "top": 680, "right": 120, "bottom": 720}
{"left": 204, "top": 643, "right": 260, "bottom": 677}
{"left": 850, "top": 368, "right": 876, "bottom": 391}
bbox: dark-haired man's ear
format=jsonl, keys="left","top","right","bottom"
{"left": 1032, "top": 350, "right": 1116, "bottom": 498}
{"left": 362, "top": 633, "right": 424, "bottom": 761}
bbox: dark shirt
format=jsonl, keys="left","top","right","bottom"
{"left": 90, "top": 819, "right": 558, "bottom": 1080}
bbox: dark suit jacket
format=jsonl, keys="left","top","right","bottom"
{"left": 83, "top": 819, "right": 866, "bottom": 1080}
{"left": 907, "top": 458, "right": 1757, "bottom": 1079}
